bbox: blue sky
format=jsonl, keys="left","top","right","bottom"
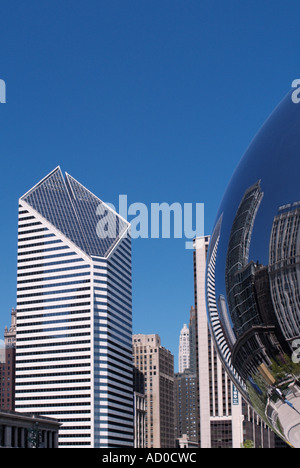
{"left": 1, "top": 0, "right": 300, "bottom": 370}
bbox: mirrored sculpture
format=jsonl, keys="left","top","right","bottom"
{"left": 206, "top": 89, "right": 300, "bottom": 447}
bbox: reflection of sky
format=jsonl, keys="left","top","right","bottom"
{"left": 212, "top": 89, "right": 300, "bottom": 307}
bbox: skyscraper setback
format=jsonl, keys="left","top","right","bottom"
{"left": 15, "top": 167, "right": 133, "bottom": 448}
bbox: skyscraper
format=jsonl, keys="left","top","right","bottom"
{"left": 194, "top": 235, "right": 244, "bottom": 448}
{"left": 174, "top": 370, "right": 198, "bottom": 444}
{"left": 223, "top": 183, "right": 289, "bottom": 384}
{"left": 174, "top": 306, "right": 199, "bottom": 446}
{"left": 225, "top": 181, "right": 264, "bottom": 338}
{"left": 132, "top": 334, "right": 174, "bottom": 448}
{"left": 178, "top": 324, "right": 190, "bottom": 373}
{"left": 188, "top": 306, "right": 197, "bottom": 374}
{"left": 196, "top": 235, "right": 279, "bottom": 448}
{"left": 15, "top": 167, "right": 133, "bottom": 448}
{"left": 269, "top": 202, "right": 300, "bottom": 348}
{"left": 0, "top": 309, "right": 16, "bottom": 411}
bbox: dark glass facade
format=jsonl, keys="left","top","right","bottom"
{"left": 22, "top": 167, "right": 128, "bottom": 258}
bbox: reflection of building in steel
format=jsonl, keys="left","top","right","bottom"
{"left": 232, "top": 266, "right": 290, "bottom": 382}
{"left": 254, "top": 266, "right": 289, "bottom": 355}
{"left": 207, "top": 88, "right": 300, "bottom": 448}
{"left": 198, "top": 229, "right": 277, "bottom": 448}
{"left": 232, "top": 325, "right": 283, "bottom": 382}
{"left": 206, "top": 215, "right": 234, "bottom": 369}
{"left": 269, "top": 202, "right": 300, "bottom": 349}
{"left": 225, "top": 182, "right": 289, "bottom": 382}
{"left": 217, "top": 295, "right": 236, "bottom": 350}
{"left": 204, "top": 216, "right": 245, "bottom": 392}
{"left": 225, "top": 181, "right": 264, "bottom": 337}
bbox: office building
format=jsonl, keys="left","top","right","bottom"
{"left": 269, "top": 202, "right": 300, "bottom": 348}
{"left": 178, "top": 324, "right": 190, "bottom": 373}
{"left": 220, "top": 184, "right": 288, "bottom": 383}
{"left": 225, "top": 181, "right": 264, "bottom": 338}
{"left": 15, "top": 167, "right": 133, "bottom": 448}
{"left": 0, "top": 308, "right": 16, "bottom": 411}
{"left": 132, "top": 334, "right": 174, "bottom": 448}
{"left": 188, "top": 306, "right": 197, "bottom": 374}
{"left": 174, "top": 369, "right": 198, "bottom": 444}
{"left": 193, "top": 235, "right": 276, "bottom": 448}
{"left": 133, "top": 392, "right": 146, "bottom": 448}
{"left": 174, "top": 306, "right": 199, "bottom": 446}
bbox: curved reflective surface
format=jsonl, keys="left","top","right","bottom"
{"left": 207, "top": 90, "right": 300, "bottom": 447}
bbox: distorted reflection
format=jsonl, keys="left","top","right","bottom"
{"left": 207, "top": 90, "right": 300, "bottom": 447}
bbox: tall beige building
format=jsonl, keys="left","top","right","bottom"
{"left": 194, "top": 235, "right": 279, "bottom": 448}
{"left": 132, "top": 334, "right": 175, "bottom": 448}
{"left": 194, "top": 236, "right": 244, "bottom": 448}
{"left": 178, "top": 324, "right": 190, "bottom": 373}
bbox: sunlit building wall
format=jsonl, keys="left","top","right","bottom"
{"left": 178, "top": 324, "right": 190, "bottom": 373}
{"left": 14, "top": 167, "right": 133, "bottom": 448}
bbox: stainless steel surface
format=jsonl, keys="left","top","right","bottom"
{"left": 206, "top": 90, "right": 300, "bottom": 447}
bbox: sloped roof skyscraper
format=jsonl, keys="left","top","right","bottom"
{"left": 15, "top": 167, "right": 133, "bottom": 448}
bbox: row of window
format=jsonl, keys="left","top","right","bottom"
{"left": 16, "top": 378, "right": 91, "bottom": 385}
{"left": 17, "top": 301, "right": 91, "bottom": 313}
{"left": 16, "top": 309, "right": 91, "bottom": 322}
{"left": 17, "top": 286, "right": 90, "bottom": 298}
{"left": 16, "top": 386, "right": 91, "bottom": 393}
{"left": 17, "top": 293, "right": 91, "bottom": 306}
{"left": 17, "top": 346, "right": 91, "bottom": 356}
{"left": 17, "top": 278, "right": 91, "bottom": 292}
{"left": 17, "top": 324, "right": 91, "bottom": 335}
{"left": 16, "top": 332, "right": 91, "bottom": 342}
{"left": 17, "top": 271, "right": 91, "bottom": 286}
{"left": 17, "top": 264, "right": 90, "bottom": 278}
{"left": 17, "top": 251, "right": 76, "bottom": 263}
{"left": 18, "top": 239, "right": 62, "bottom": 249}
{"left": 18, "top": 257, "right": 86, "bottom": 270}
{"left": 18, "top": 244, "right": 69, "bottom": 256}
